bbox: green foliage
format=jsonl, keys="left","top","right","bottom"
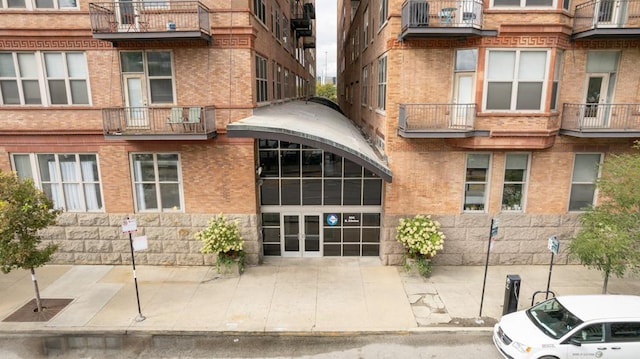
{"left": 316, "top": 83, "right": 337, "bottom": 102}
{"left": 0, "top": 171, "right": 60, "bottom": 274}
{"left": 396, "top": 214, "right": 445, "bottom": 259}
{"left": 195, "top": 213, "right": 245, "bottom": 273}
{"left": 569, "top": 142, "right": 640, "bottom": 293}
{"left": 403, "top": 254, "right": 433, "bottom": 278}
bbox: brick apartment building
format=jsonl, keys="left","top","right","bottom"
{"left": 338, "top": 0, "right": 640, "bottom": 265}
{"left": 0, "top": 0, "right": 321, "bottom": 266}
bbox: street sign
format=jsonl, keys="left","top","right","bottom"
{"left": 548, "top": 235, "right": 559, "bottom": 255}
{"left": 122, "top": 218, "right": 138, "bottom": 233}
{"left": 491, "top": 218, "right": 499, "bottom": 238}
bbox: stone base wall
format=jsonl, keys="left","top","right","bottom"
{"left": 381, "top": 213, "right": 582, "bottom": 266}
{"left": 41, "top": 213, "right": 261, "bottom": 266}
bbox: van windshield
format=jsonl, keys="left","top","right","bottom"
{"left": 526, "top": 298, "right": 583, "bottom": 339}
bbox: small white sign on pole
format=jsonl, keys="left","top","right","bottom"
{"left": 122, "top": 218, "right": 138, "bottom": 233}
{"left": 132, "top": 235, "right": 148, "bottom": 252}
{"left": 548, "top": 235, "right": 559, "bottom": 255}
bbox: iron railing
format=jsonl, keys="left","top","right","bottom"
{"left": 574, "top": 0, "right": 640, "bottom": 33}
{"left": 89, "top": 1, "right": 210, "bottom": 35}
{"left": 399, "top": 103, "right": 476, "bottom": 132}
{"left": 102, "top": 106, "right": 216, "bottom": 136}
{"left": 401, "top": 0, "right": 484, "bottom": 29}
{"left": 561, "top": 103, "right": 640, "bottom": 132}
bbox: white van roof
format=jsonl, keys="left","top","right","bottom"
{"left": 556, "top": 295, "right": 640, "bottom": 322}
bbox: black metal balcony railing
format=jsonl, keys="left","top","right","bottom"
{"left": 89, "top": 1, "right": 211, "bottom": 40}
{"left": 398, "top": 103, "right": 476, "bottom": 137}
{"left": 102, "top": 106, "right": 216, "bottom": 139}
{"left": 290, "top": 1, "right": 314, "bottom": 31}
{"left": 561, "top": 103, "right": 640, "bottom": 135}
{"left": 573, "top": 0, "right": 640, "bottom": 36}
{"left": 401, "top": 0, "right": 484, "bottom": 30}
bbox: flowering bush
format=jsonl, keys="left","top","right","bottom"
{"left": 196, "top": 213, "right": 245, "bottom": 272}
{"left": 396, "top": 214, "right": 445, "bottom": 259}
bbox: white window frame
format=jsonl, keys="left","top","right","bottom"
{"left": 11, "top": 153, "right": 104, "bottom": 212}
{"left": 568, "top": 153, "right": 603, "bottom": 212}
{"left": 490, "top": 0, "right": 555, "bottom": 8}
{"left": 1, "top": 0, "right": 78, "bottom": 9}
{"left": 501, "top": 153, "right": 530, "bottom": 212}
{"left": 378, "top": 0, "right": 388, "bottom": 29}
{"left": 464, "top": 153, "right": 491, "bottom": 212}
{"left": 276, "top": 64, "right": 282, "bottom": 100}
{"left": 120, "top": 50, "right": 175, "bottom": 105}
{"left": 0, "top": 51, "right": 90, "bottom": 106}
{"left": 256, "top": 55, "right": 268, "bottom": 103}
{"left": 130, "top": 153, "right": 183, "bottom": 213}
{"left": 483, "top": 49, "right": 550, "bottom": 112}
{"left": 361, "top": 65, "right": 368, "bottom": 106}
{"left": 377, "top": 55, "right": 387, "bottom": 111}
{"left": 253, "top": 0, "right": 266, "bottom": 24}
{"left": 550, "top": 50, "right": 563, "bottom": 111}
{"left": 363, "top": 7, "right": 369, "bottom": 50}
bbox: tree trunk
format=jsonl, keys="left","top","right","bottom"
{"left": 30, "top": 267, "right": 43, "bottom": 312}
{"left": 602, "top": 270, "right": 610, "bottom": 294}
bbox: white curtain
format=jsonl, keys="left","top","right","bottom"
{"left": 81, "top": 160, "right": 101, "bottom": 211}
{"left": 60, "top": 160, "right": 82, "bottom": 211}
{"left": 133, "top": 160, "right": 147, "bottom": 210}
{"left": 47, "top": 161, "right": 64, "bottom": 209}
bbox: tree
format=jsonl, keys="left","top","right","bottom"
{"left": 0, "top": 170, "right": 61, "bottom": 312}
{"left": 569, "top": 142, "right": 640, "bottom": 293}
{"left": 316, "top": 83, "right": 337, "bottom": 102}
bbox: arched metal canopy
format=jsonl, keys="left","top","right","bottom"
{"left": 227, "top": 100, "right": 392, "bottom": 182}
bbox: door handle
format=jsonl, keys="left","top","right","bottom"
{"left": 611, "top": 347, "right": 622, "bottom": 350}
{"left": 597, "top": 347, "right": 607, "bottom": 350}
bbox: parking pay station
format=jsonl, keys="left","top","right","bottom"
{"left": 503, "top": 274, "right": 521, "bottom": 315}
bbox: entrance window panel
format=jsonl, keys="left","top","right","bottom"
{"left": 362, "top": 228, "right": 380, "bottom": 242}
{"left": 343, "top": 228, "right": 360, "bottom": 243}
{"left": 324, "top": 179, "right": 342, "bottom": 205}
{"left": 343, "top": 244, "right": 360, "bottom": 256}
{"left": 362, "top": 244, "right": 379, "bottom": 256}
{"left": 323, "top": 153, "right": 342, "bottom": 177}
{"left": 281, "top": 150, "right": 301, "bottom": 177}
{"left": 343, "top": 179, "right": 362, "bottom": 205}
{"left": 363, "top": 179, "right": 382, "bottom": 205}
{"left": 324, "top": 227, "right": 341, "bottom": 243}
{"left": 262, "top": 212, "right": 280, "bottom": 226}
{"left": 302, "top": 150, "right": 322, "bottom": 176}
{"left": 343, "top": 213, "right": 361, "bottom": 226}
{"left": 259, "top": 150, "right": 279, "bottom": 177}
{"left": 261, "top": 213, "right": 281, "bottom": 256}
{"left": 281, "top": 179, "right": 301, "bottom": 205}
{"left": 302, "top": 179, "right": 322, "bottom": 205}
{"left": 344, "top": 159, "right": 362, "bottom": 177}
{"left": 324, "top": 244, "right": 341, "bottom": 256}
{"left": 362, "top": 213, "right": 380, "bottom": 226}
{"left": 260, "top": 179, "right": 280, "bottom": 205}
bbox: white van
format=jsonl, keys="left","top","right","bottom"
{"left": 493, "top": 295, "right": 640, "bottom": 359}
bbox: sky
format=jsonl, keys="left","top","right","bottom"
{"left": 315, "top": 1, "right": 337, "bottom": 80}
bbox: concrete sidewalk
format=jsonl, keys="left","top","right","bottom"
{"left": 1, "top": 257, "right": 639, "bottom": 335}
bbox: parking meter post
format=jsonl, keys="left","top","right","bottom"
{"left": 546, "top": 251, "right": 554, "bottom": 300}
{"left": 478, "top": 218, "right": 496, "bottom": 321}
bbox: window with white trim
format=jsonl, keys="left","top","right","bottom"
{"left": 284, "top": 68, "right": 289, "bottom": 98}
{"left": 550, "top": 50, "right": 563, "bottom": 111}
{"left": 502, "top": 153, "right": 529, "bottom": 211}
{"left": 256, "top": 55, "right": 268, "bottom": 102}
{"left": 379, "top": 0, "right": 388, "bottom": 29}
{"left": 464, "top": 153, "right": 491, "bottom": 211}
{"left": 363, "top": 7, "right": 369, "bottom": 50}
{"left": 1, "top": 51, "right": 89, "bottom": 105}
{"left": 484, "top": 49, "right": 549, "bottom": 111}
{"left": 12, "top": 153, "right": 103, "bottom": 212}
{"left": 253, "top": 0, "right": 266, "bottom": 24}
{"left": 276, "top": 64, "right": 282, "bottom": 100}
{"left": 492, "top": 0, "right": 553, "bottom": 7}
{"left": 361, "top": 65, "right": 368, "bottom": 105}
{"left": 1, "top": 0, "right": 77, "bottom": 9}
{"left": 120, "top": 51, "right": 174, "bottom": 104}
{"left": 377, "top": 56, "right": 387, "bottom": 111}
{"left": 131, "top": 153, "right": 182, "bottom": 212}
{"left": 569, "top": 153, "right": 602, "bottom": 211}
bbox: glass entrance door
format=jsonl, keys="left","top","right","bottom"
{"left": 124, "top": 75, "right": 149, "bottom": 128}
{"left": 452, "top": 73, "right": 473, "bottom": 128}
{"left": 282, "top": 214, "right": 321, "bottom": 257}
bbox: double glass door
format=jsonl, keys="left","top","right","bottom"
{"left": 282, "top": 213, "right": 321, "bottom": 257}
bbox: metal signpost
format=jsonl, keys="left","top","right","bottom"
{"left": 122, "top": 218, "right": 145, "bottom": 322}
{"left": 545, "top": 235, "right": 559, "bottom": 300}
{"left": 478, "top": 218, "right": 499, "bottom": 323}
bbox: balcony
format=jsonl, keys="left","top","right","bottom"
{"left": 303, "top": 37, "right": 316, "bottom": 48}
{"left": 89, "top": 1, "right": 211, "bottom": 44}
{"left": 102, "top": 106, "right": 217, "bottom": 140}
{"left": 291, "top": 1, "right": 315, "bottom": 32}
{"left": 399, "top": 0, "right": 496, "bottom": 40}
{"left": 573, "top": 0, "right": 640, "bottom": 39}
{"left": 398, "top": 103, "right": 478, "bottom": 138}
{"left": 560, "top": 103, "right": 640, "bottom": 137}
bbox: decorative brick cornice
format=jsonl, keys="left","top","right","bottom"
{"left": 0, "top": 37, "right": 112, "bottom": 50}
{"left": 572, "top": 39, "right": 640, "bottom": 49}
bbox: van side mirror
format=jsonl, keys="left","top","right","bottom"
{"left": 568, "top": 338, "right": 582, "bottom": 346}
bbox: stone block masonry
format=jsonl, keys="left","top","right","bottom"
{"left": 44, "top": 213, "right": 260, "bottom": 266}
